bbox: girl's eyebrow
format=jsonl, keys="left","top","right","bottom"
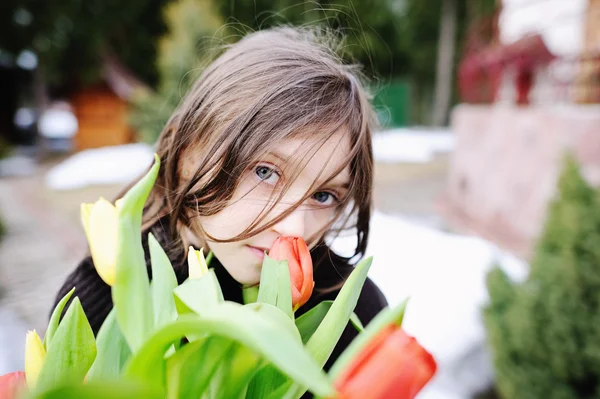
{"left": 328, "top": 177, "right": 350, "bottom": 190}
{"left": 270, "top": 151, "right": 290, "bottom": 163}
{"left": 268, "top": 150, "right": 350, "bottom": 188}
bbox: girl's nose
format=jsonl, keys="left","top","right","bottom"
{"left": 271, "top": 206, "right": 306, "bottom": 239}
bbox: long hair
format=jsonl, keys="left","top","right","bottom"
{"left": 140, "top": 26, "right": 376, "bottom": 269}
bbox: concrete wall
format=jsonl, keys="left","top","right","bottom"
{"left": 441, "top": 104, "right": 600, "bottom": 258}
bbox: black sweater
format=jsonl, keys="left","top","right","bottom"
{"left": 53, "top": 216, "right": 388, "bottom": 388}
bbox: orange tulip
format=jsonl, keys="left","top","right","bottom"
{"left": 334, "top": 326, "right": 437, "bottom": 399}
{"left": 268, "top": 237, "right": 314, "bottom": 311}
{"left": 0, "top": 372, "right": 27, "bottom": 399}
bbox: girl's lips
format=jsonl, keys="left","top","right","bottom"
{"left": 247, "top": 245, "right": 267, "bottom": 260}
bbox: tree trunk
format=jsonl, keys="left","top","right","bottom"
{"left": 432, "top": 0, "right": 457, "bottom": 126}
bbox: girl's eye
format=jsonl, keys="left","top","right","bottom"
{"left": 255, "top": 165, "right": 280, "bottom": 186}
{"left": 312, "top": 191, "right": 338, "bottom": 206}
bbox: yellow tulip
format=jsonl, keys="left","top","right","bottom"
{"left": 25, "top": 330, "right": 46, "bottom": 389}
{"left": 81, "top": 197, "right": 120, "bottom": 286}
{"left": 187, "top": 246, "right": 208, "bottom": 279}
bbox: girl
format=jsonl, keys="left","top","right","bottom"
{"left": 54, "top": 26, "right": 387, "bottom": 374}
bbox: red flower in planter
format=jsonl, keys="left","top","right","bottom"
{"left": 334, "top": 326, "right": 437, "bottom": 399}
{"left": 0, "top": 371, "right": 27, "bottom": 399}
{"left": 269, "top": 237, "right": 314, "bottom": 310}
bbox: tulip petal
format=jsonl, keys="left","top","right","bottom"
{"left": 25, "top": 330, "right": 46, "bottom": 389}
{"left": 0, "top": 371, "right": 26, "bottom": 399}
{"left": 87, "top": 198, "right": 118, "bottom": 286}
{"left": 295, "top": 238, "right": 313, "bottom": 308}
{"left": 329, "top": 299, "right": 408, "bottom": 380}
{"left": 187, "top": 247, "right": 208, "bottom": 279}
{"left": 335, "top": 328, "right": 437, "bottom": 399}
{"left": 268, "top": 237, "right": 314, "bottom": 311}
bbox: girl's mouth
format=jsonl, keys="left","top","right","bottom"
{"left": 247, "top": 245, "right": 267, "bottom": 261}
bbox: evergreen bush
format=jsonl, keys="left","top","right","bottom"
{"left": 485, "top": 155, "right": 600, "bottom": 399}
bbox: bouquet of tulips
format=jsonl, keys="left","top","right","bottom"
{"left": 0, "top": 155, "right": 437, "bottom": 399}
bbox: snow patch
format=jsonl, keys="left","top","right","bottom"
{"left": 45, "top": 143, "right": 155, "bottom": 190}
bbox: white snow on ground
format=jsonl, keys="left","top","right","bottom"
{"left": 330, "top": 211, "right": 529, "bottom": 399}
{"left": 45, "top": 143, "right": 155, "bottom": 190}
{"left": 372, "top": 128, "right": 455, "bottom": 164}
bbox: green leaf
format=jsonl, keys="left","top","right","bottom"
{"left": 257, "top": 255, "right": 293, "bottom": 319}
{"left": 329, "top": 299, "right": 408, "bottom": 379}
{"left": 166, "top": 336, "right": 233, "bottom": 399}
{"left": 112, "top": 155, "right": 160, "bottom": 352}
{"left": 148, "top": 233, "right": 178, "bottom": 328}
{"left": 118, "top": 154, "right": 160, "bottom": 227}
{"left": 296, "top": 301, "right": 364, "bottom": 345}
{"left": 305, "top": 257, "right": 373, "bottom": 366}
{"left": 282, "top": 257, "right": 373, "bottom": 399}
{"left": 277, "top": 260, "right": 293, "bottom": 319}
{"left": 211, "top": 344, "right": 262, "bottom": 399}
{"left": 113, "top": 212, "right": 154, "bottom": 353}
{"left": 44, "top": 287, "right": 75, "bottom": 350}
{"left": 173, "top": 269, "right": 223, "bottom": 315}
{"left": 205, "top": 250, "right": 214, "bottom": 266}
{"left": 257, "top": 254, "right": 279, "bottom": 305}
{"left": 124, "top": 304, "right": 335, "bottom": 398}
{"left": 86, "top": 309, "right": 131, "bottom": 381}
{"left": 243, "top": 302, "right": 301, "bottom": 344}
{"left": 36, "top": 297, "right": 97, "bottom": 392}
{"left": 247, "top": 365, "right": 287, "bottom": 399}
{"left": 243, "top": 303, "right": 301, "bottom": 398}
{"left": 350, "top": 312, "right": 365, "bottom": 333}
{"left": 31, "top": 380, "right": 162, "bottom": 399}
{"left": 264, "top": 382, "right": 297, "bottom": 399}
{"left": 243, "top": 285, "right": 260, "bottom": 305}
{"left": 296, "top": 301, "right": 332, "bottom": 344}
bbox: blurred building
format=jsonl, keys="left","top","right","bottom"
{"left": 71, "top": 53, "right": 148, "bottom": 151}
{"left": 443, "top": 0, "right": 600, "bottom": 258}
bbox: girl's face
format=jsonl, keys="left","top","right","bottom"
{"left": 190, "top": 130, "right": 352, "bottom": 286}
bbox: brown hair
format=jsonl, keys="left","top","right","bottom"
{"left": 142, "top": 26, "right": 376, "bottom": 269}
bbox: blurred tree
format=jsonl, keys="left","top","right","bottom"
{"left": 0, "top": 0, "right": 171, "bottom": 91}
{"left": 217, "top": 0, "right": 411, "bottom": 82}
{"left": 129, "top": 0, "right": 227, "bottom": 143}
{"left": 432, "top": 0, "right": 457, "bottom": 126}
{"left": 398, "top": 0, "right": 496, "bottom": 123}
{"left": 485, "top": 155, "right": 600, "bottom": 399}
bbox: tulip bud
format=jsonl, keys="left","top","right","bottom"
{"left": 80, "top": 197, "right": 120, "bottom": 286}
{"left": 25, "top": 330, "right": 46, "bottom": 389}
{"left": 0, "top": 372, "right": 26, "bottom": 399}
{"left": 188, "top": 246, "right": 209, "bottom": 279}
{"left": 333, "top": 326, "right": 436, "bottom": 399}
{"left": 269, "top": 237, "right": 314, "bottom": 311}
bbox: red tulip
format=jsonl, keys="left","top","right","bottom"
{"left": 334, "top": 326, "right": 437, "bottom": 399}
{"left": 268, "top": 237, "right": 314, "bottom": 311}
{"left": 0, "top": 372, "right": 26, "bottom": 399}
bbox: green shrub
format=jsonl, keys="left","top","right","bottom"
{"left": 484, "top": 155, "right": 600, "bottom": 399}
{"left": 128, "top": 0, "right": 227, "bottom": 144}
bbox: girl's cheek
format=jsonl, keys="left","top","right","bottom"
{"left": 307, "top": 207, "right": 335, "bottom": 232}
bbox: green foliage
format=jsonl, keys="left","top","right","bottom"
{"left": 128, "top": 0, "right": 227, "bottom": 143}
{"left": 1, "top": 0, "right": 170, "bottom": 89}
{"left": 484, "top": 155, "right": 600, "bottom": 399}
{"left": 36, "top": 298, "right": 97, "bottom": 393}
{"left": 217, "top": 0, "right": 409, "bottom": 80}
